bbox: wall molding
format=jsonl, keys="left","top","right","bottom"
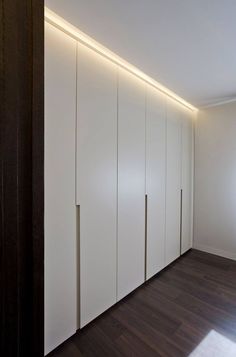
{"left": 200, "top": 97, "right": 236, "bottom": 110}
{"left": 193, "top": 244, "right": 236, "bottom": 261}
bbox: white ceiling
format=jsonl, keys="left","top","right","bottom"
{"left": 46, "top": 0, "right": 236, "bottom": 107}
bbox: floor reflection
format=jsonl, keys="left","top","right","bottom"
{"left": 189, "top": 330, "right": 236, "bottom": 357}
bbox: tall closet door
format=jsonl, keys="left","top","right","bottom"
{"left": 165, "top": 99, "right": 182, "bottom": 266}
{"left": 181, "top": 111, "right": 194, "bottom": 254}
{"left": 146, "top": 87, "right": 166, "bottom": 279}
{"left": 77, "top": 43, "right": 117, "bottom": 327}
{"left": 117, "top": 68, "right": 146, "bottom": 300}
{"left": 45, "top": 23, "right": 77, "bottom": 354}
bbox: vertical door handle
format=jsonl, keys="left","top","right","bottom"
{"left": 145, "top": 194, "right": 148, "bottom": 281}
{"left": 180, "top": 189, "right": 183, "bottom": 255}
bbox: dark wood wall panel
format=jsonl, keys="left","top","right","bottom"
{"left": 0, "top": 1, "right": 44, "bottom": 356}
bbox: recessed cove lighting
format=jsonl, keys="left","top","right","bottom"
{"left": 45, "top": 7, "right": 198, "bottom": 112}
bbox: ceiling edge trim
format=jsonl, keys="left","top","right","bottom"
{"left": 45, "top": 7, "right": 198, "bottom": 112}
{"left": 200, "top": 98, "right": 236, "bottom": 110}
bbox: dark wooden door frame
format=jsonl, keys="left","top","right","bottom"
{"left": 0, "top": 1, "right": 44, "bottom": 356}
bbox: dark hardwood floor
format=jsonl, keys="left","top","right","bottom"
{"left": 48, "top": 249, "right": 236, "bottom": 356}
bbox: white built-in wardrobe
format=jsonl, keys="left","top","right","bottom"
{"left": 45, "top": 21, "right": 194, "bottom": 355}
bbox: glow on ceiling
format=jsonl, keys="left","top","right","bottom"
{"left": 45, "top": 7, "right": 198, "bottom": 112}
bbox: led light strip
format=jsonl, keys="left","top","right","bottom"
{"left": 45, "top": 7, "right": 198, "bottom": 112}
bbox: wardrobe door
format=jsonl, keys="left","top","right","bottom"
{"left": 146, "top": 87, "right": 166, "bottom": 279}
{"left": 181, "top": 111, "right": 194, "bottom": 254}
{"left": 165, "top": 99, "right": 182, "bottom": 266}
{"left": 45, "top": 23, "right": 77, "bottom": 354}
{"left": 77, "top": 43, "right": 117, "bottom": 327}
{"left": 117, "top": 68, "right": 146, "bottom": 300}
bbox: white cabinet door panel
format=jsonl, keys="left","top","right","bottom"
{"left": 76, "top": 43, "right": 117, "bottom": 327}
{"left": 165, "top": 99, "right": 182, "bottom": 266}
{"left": 117, "top": 68, "right": 146, "bottom": 300}
{"left": 181, "top": 111, "right": 194, "bottom": 254}
{"left": 45, "top": 23, "right": 77, "bottom": 355}
{"left": 146, "top": 87, "right": 166, "bottom": 279}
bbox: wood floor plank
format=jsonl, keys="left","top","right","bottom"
{"left": 112, "top": 304, "right": 186, "bottom": 357}
{"left": 159, "top": 268, "right": 236, "bottom": 315}
{"left": 48, "top": 249, "right": 236, "bottom": 357}
{"left": 115, "top": 331, "right": 161, "bottom": 357}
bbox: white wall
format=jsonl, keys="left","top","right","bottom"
{"left": 194, "top": 101, "right": 236, "bottom": 260}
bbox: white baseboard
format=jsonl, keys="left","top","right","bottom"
{"left": 193, "top": 243, "right": 236, "bottom": 261}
